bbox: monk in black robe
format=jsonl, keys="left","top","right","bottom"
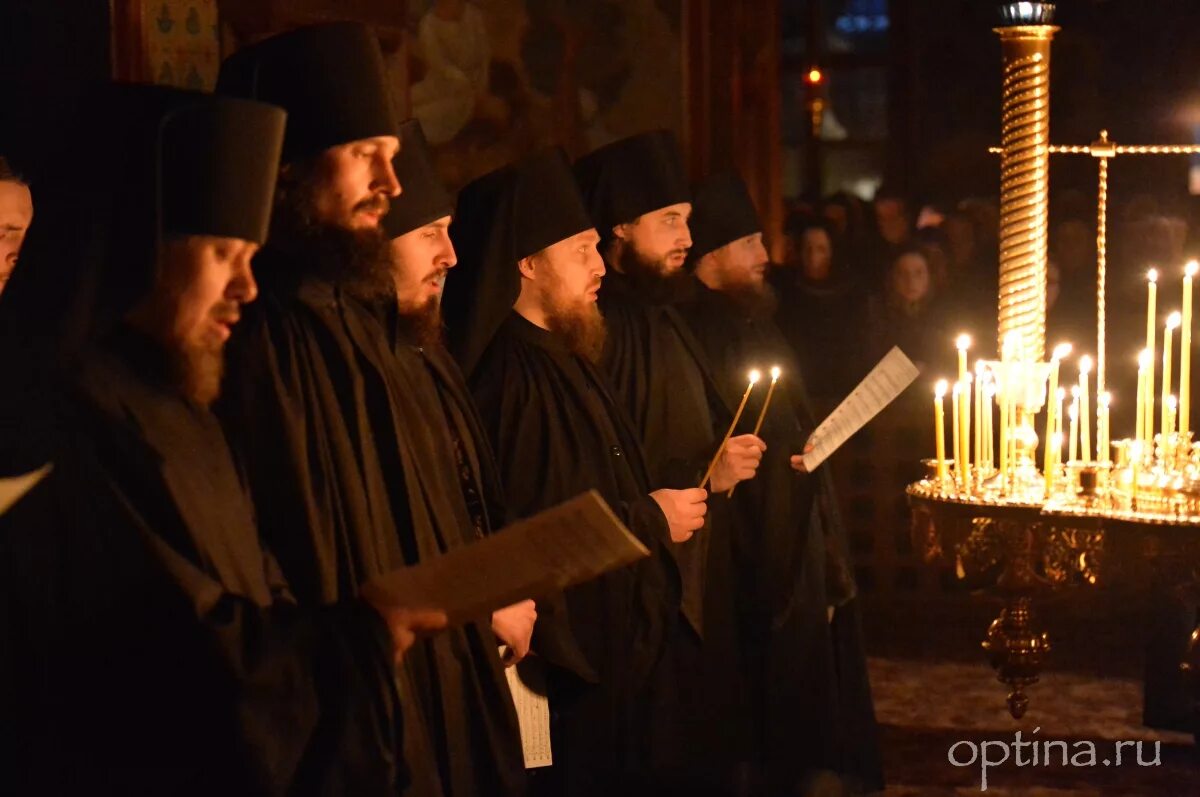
{"left": 215, "top": 26, "right": 526, "bottom": 797}
{"left": 0, "top": 86, "right": 437, "bottom": 796}
{"left": 573, "top": 132, "right": 764, "bottom": 793}
{"left": 443, "top": 149, "right": 699, "bottom": 795}
{"left": 676, "top": 173, "right": 884, "bottom": 794}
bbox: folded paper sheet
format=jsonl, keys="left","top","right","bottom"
{"left": 504, "top": 655, "right": 553, "bottom": 768}
{"left": 802, "top": 348, "right": 920, "bottom": 471}
{"left": 366, "top": 490, "right": 649, "bottom": 625}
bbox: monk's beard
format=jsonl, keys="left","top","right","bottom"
{"left": 397, "top": 297, "right": 445, "bottom": 349}
{"left": 546, "top": 296, "right": 607, "bottom": 363}
{"left": 617, "top": 243, "right": 692, "bottom": 304}
{"left": 172, "top": 339, "right": 224, "bottom": 409}
{"left": 269, "top": 162, "right": 396, "bottom": 302}
{"left": 724, "top": 276, "right": 779, "bottom": 319}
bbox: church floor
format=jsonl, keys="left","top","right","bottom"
{"left": 860, "top": 590, "right": 1199, "bottom": 795}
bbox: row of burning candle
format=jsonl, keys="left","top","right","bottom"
{"left": 1140, "top": 262, "right": 1197, "bottom": 445}
{"left": 931, "top": 260, "right": 1200, "bottom": 493}
{"left": 931, "top": 339, "right": 1108, "bottom": 492}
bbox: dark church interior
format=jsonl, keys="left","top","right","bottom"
{"left": 3, "top": 1, "right": 1200, "bottom": 795}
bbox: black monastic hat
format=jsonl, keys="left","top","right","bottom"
{"left": 0, "top": 84, "right": 285, "bottom": 361}
{"left": 217, "top": 22, "right": 397, "bottom": 163}
{"left": 573, "top": 129, "right": 690, "bottom": 234}
{"left": 382, "top": 119, "right": 453, "bottom": 239}
{"left": 443, "top": 148, "right": 595, "bottom": 376}
{"left": 687, "top": 172, "right": 763, "bottom": 263}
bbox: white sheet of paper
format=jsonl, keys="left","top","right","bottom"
{"left": 801, "top": 347, "right": 919, "bottom": 471}
{"left": 0, "top": 464, "right": 52, "bottom": 517}
{"left": 503, "top": 654, "right": 553, "bottom": 768}
{"left": 366, "top": 490, "right": 649, "bottom": 625}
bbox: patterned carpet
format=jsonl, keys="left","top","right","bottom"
{"left": 860, "top": 591, "right": 1199, "bottom": 795}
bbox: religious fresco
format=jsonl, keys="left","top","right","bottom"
{"left": 141, "top": 1, "right": 221, "bottom": 90}
{"left": 405, "top": 0, "right": 684, "bottom": 191}
{"left": 108, "top": 0, "right": 221, "bottom": 89}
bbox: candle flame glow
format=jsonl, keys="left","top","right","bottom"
{"left": 1071, "top": 385, "right": 1080, "bottom": 398}
{"left": 1052, "top": 342, "right": 1073, "bottom": 361}
{"left": 956, "top": 334, "right": 971, "bottom": 350}
{"left": 1149, "top": 268, "right": 1159, "bottom": 283}
{"left": 769, "top": 366, "right": 781, "bottom": 380}
{"left": 935, "top": 379, "right": 948, "bottom": 398}
{"left": 1168, "top": 395, "right": 1178, "bottom": 410}
{"left": 1139, "top": 349, "right": 1152, "bottom": 369}
{"left": 1168, "top": 311, "right": 1182, "bottom": 329}
{"left": 1187, "top": 260, "right": 1198, "bottom": 278}
{"left": 1057, "top": 387, "right": 1066, "bottom": 400}
{"left": 748, "top": 369, "right": 761, "bottom": 384}
{"left": 1100, "top": 391, "right": 1112, "bottom": 408}
{"left": 1052, "top": 432, "right": 1063, "bottom": 447}
{"left": 1080, "top": 355, "right": 1093, "bottom": 374}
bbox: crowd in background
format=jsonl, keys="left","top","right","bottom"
{"left": 772, "top": 185, "right": 1197, "bottom": 425}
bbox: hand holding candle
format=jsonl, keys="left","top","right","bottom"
{"left": 700, "top": 369, "right": 760, "bottom": 489}
{"left": 729, "top": 367, "right": 781, "bottom": 496}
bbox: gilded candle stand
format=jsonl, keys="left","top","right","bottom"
{"left": 908, "top": 481, "right": 1200, "bottom": 731}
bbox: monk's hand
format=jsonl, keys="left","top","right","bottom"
{"left": 709, "top": 434, "right": 767, "bottom": 493}
{"left": 491, "top": 599, "right": 537, "bottom": 667}
{"left": 651, "top": 487, "right": 708, "bottom": 543}
{"left": 790, "top": 442, "right": 816, "bottom": 474}
{"left": 360, "top": 587, "right": 448, "bottom": 666}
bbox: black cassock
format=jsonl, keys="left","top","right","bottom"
{"left": 218, "top": 253, "right": 525, "bottom": 797}
{"left": 469, "top": 312, "right": 681, "bottom": 794}
{"left": 673, "top": 280, "right": 885, "bottom": 793}
{"left": 596, "top": 271, "right": 753, "bottom": 793}
{"left": 0, "top": 330, "right": 403, "bottom": 796}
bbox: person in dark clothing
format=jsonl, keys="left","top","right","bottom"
{"left": 215, "top": 25, "right": 526, "bottom": 797}
{"left": 677, "top": 173, "right": 884, "bottom": 796}
{"left": 0, "top": 84, "right": 442, "bottom": 797}
{"left": 773, "top": 218, "right": 868, "bottom": 413}
{"left": 382, "top": 113, "right": 540, "bottom": 686}
{"left": 574, "top": 131, "right": 764, "bottom": 795}
{"left": 865, "top": 245, "right": 949, "bottom": 372}
{"left": 443, "top": 147, "right": 698, "bottom": 796}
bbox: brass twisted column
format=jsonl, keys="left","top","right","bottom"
{"left": 996, "top": 25, "right": 1057, "bottom": 363}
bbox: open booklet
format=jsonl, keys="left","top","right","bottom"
{"left": 0, "top": 464, "right": 52, "bottom": 517}
{"left": 801, "top": 347, "right": 920, "bottom": 471}
{"left": 365, "top": 489, "right": 649, "bottom": 626}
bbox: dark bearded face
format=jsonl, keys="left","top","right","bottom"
{"left": 271, "top": 157, "right": 397, "bottom": 302}
{"left": 126, "top": 235, "right": 259, "bottom": 407}
{"left": 529, "top": 230, "right": 607, "bottom": 362}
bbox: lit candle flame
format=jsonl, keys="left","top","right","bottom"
{"left": 956, "top": 334, "right": 971, "bottom": 351}
{"left": 1056, "top": 386, "right": 1066, "bottom": 401}
{"left": 1079, "top": 355, "right": 1093, "bottom": 374}
{"left": 1187, "top": 260, "right": 1198, "bottom": 278}
{"left": 748, "top": 369, "right": 761, "bottom": 384}
{"left": 935, "top": 379, "right": 948, "bottom": 399}
{"left": 1139, "top": 349, "right": 1152, "bottom": 369}
{"left": 769, "top": 366, "right": 781, "bottom": 381}
{"left": 1052, "top": 342, "right": 1073, "bottom": 361}
{"left": 1168, "top": 311, "right": 1182, "bottom": 329}
{"left": 1099, "top": 391, "right": 1112, "bottom": 408}
{"left": 1071, "top": 385, "right": 1080, "bottom": 399}
{"left": 1148, "top": 268, "right": 1159, "bottom": 283}
{"left": 1168, "top": 395, "right": 1178, "bottom": 411}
